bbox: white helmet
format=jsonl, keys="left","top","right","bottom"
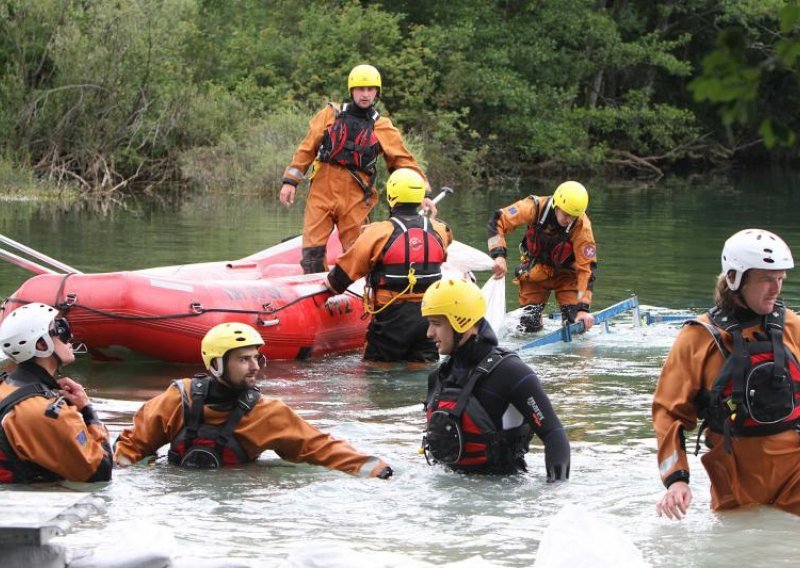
{"left": 721, "top": 229, "right": 794, "bottom": 291}
{"left": 0, "top": 303, "right": 59, "bottom": 363}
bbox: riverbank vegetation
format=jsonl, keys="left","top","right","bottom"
{"left": 1, "top": 0, "right": 798, "bottom": 195}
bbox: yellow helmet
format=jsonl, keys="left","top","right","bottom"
{"left": 421, "top": 278, "right": 486, "bottom": 333}
{"left": 201, "top": 323, "right": 264, "bottom": 377}
{"left": 552, "top": 181, "right": 589, "bottom": 217}
{"left": 386, "top": 168, "right": 425, "bottom": 208}
{"left": 348, "top": 64, "right": 382, "bottom": 92}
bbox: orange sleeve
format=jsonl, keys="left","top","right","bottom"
{"left": 374, "top": 117, "right": 427, "bottom": 182}
{"left": 282, "top": 105, "right": 335, "bottom": 185}
{"left": 331, "top": 222, "right": 394, "bottom": 284}
{"left": 652, "top": 323, "right": 717, "bottom": 487}
{"left": 114, "top": 381, "right": 186, "bottom": 465}
{"left": 568, "top": 215, "right": 597, "bottom": 304}
{"left": 4, "top": 398, "right": 111, "bottom": 482}
{"left": 487, "top": 196, "right": 540, "bottom": 254}
{"left": 235, "top": 397, "right": 390, "bottom": 477}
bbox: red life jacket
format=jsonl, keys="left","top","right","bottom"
{"left": 372, "top": 215, "right": 445, "bottom": 293}
{"left": 423, "top": 348, "right": 531, "bottom": 474}
{"left": 0, "top": 373, "right": 63, "bottom": 483}
{"left": 521, "top": 197, "right": 575, "bottom": 269}
{"left": 317, "top": 102, "right": 381, "bottom": 175}
{"left": 692, "top": 303, "right": 800, "bottom": 450}
{"left": 167, "top": 376, "right": 259, "bottom": 468}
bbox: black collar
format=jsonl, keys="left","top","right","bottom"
{"left": 8, "top": 361, "right": 59, "bottom": 389}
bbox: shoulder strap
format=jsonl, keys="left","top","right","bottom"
{"left": 766, "top": 301, "right": 787, "bottom": 382}
{"left": 389, "top": 216, "right": 408, "bottom": 232}
{"left": 536, "top": 196, "right": 550, "bottom": 226}
{"left": 684, "top": 318, "right": 730, "bottom": 358}
{"left": 451, "top": 348, "right": 516, "bottom": 417}
{"left": 213, "top": 387, "right": 260, "bottom": 456}
{"left": 0, "top": 383, "right": 52, "bottom": 421}
{"left": 181, "top": 376, "right": 211, "bottom": 450}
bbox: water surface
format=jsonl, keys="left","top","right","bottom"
{"left": 1, "top": 170, "right": 799, "bottom": 566}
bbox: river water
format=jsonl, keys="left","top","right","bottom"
{"left": 1, "top": 170, "right": 799, "bottom": 567}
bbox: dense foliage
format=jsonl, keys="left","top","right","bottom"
{"left": 0, "top": 0, "right": 798, "bottom": 193}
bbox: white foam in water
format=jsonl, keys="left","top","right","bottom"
{"left": 534, "top": 505, "right": 649, "bottom": 567}
{"left": 281, "top": 542, "right": 498, "bottom": 568}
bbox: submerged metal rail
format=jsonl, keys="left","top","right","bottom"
{"left": 520, "top": 295, "right": 641, "bottom": 350}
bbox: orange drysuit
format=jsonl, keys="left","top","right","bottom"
{"left": 0, "top": 363, "right": 112, "bottom": 483}
{"left": 487, "top": 195, "right": 597, "bottom": 308}
{"left": 282, "top": 102, "right": 427, "bottom": 273}
{"left": 114, "top": 377, "right": 390, "bottom": 477}
{"left": 326, "top": 207, "right": 452, "bottom": 361}
{"left": 653, "top": 308, "right": 800, "bottom": 514}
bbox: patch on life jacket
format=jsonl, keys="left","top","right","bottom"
{"left": 76, "top": 430, "right": 88, "bottom": 448}
{"left": 507, "top": 206, "right": 518, "bottom": 216}
{"left": 583, "top": 244, "right": 596, "bottom": 258}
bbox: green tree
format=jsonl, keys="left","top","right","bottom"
{"left": 690, "top": 0, "right": 800, "bottom": 149}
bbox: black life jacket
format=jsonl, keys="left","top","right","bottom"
{"left": 0, "top": 371, "right": 63, "bottom": 483}
{"left": 423, "top": 348, "right": 531, "bottom": 474}
{"left": 317, "top": 102, "right": 381, "bottom": 176}
{"left": 692, "top": 302, "right": 800, "bottom": 452}
{"left": 372, "top": 215, "right": 446, "bottom": 293}
{"left": 167, "top": 375, "right": 260, "bottom": 469}
{"left": 520, "top": 196, "right": 575, "bottom": 270}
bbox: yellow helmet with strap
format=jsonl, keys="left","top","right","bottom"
{"left": 201, "top": 323, "right": 264, "bottom": 376}
{"left": 386, "top": 168, "right": 425, "bottom": 208}
{"left": 552, "top": 181, "right": 589, "bottom": 217}
{"left": 348, "top": 64, "right": 382, "bottom": 92}
{"left": 421, "top": 278, "right": 486, "bottom": 333}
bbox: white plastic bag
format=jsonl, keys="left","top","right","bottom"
{"left": 481, "top": 276, "right": 506, "bottom": 335}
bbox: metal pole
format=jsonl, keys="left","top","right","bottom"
{"left": 0, "top": 247, "right": 59, "bottom": 275}
{"left": 0, "top": 234, "right": 83, "bottom": 274}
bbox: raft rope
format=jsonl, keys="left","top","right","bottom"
{"left": 3, "top": 275, "right": 359, "bottom": 322}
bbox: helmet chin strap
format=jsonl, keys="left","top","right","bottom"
{"left": 209, "top": 358, "right": 224, "bottom": 379}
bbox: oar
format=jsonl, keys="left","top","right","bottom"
{"left": 0, "top": 234, "right": 83, "bottom": 274}
{"left": 519, "top": 295, "right": 640, "bottom": 350}
{"left": 419, "top": 186, "right": 454, "bottom": 215}
{"left": 0, "top": 247, "right": 59, "bottom": 275}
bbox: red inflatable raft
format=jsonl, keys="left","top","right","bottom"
{"left": 1, "top": 234, "right": 367, "bottom": 362}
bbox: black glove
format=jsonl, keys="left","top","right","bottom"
{"left": 376, "top": 465, "right": 393, "bottom": 480}
{"left": 81, "top": 404, "right": 101, "bottom": 425}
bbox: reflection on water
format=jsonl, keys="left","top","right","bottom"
{"left": 2, "top": 171, "right": 800, "bottom": 566}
